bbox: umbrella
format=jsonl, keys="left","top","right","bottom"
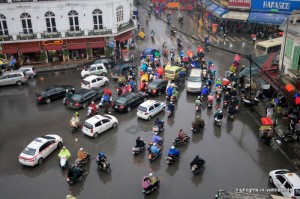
{"left": 208, "top": 95, "right": 214, "bottom": 101}
{"left": 295, "top": 97, "right": 300, "bottom": 105}
{"left": 285, "top": 84, "right": 294, "bottom": 92}
{"left": 261, "top": 117, "right": 273, "bottom": 125}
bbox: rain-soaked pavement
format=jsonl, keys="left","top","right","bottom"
{"left": 0, "top": 9, "right": 293, "bottom": 199}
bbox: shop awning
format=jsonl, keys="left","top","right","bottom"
{"left": 115, "top": 32, "right": 132, "bottom": 42}
{"left": 43, "top": 45, "right": 63, "bottom": 51}
{"left": 206, "top": 1, "right": 227, "bottom": 18}
{"left": 206, "top": 3, "right": 218, "bottom": 12}
{"left": 2, "top": 48, "right": 18, "bottom": 54}
{"left": 222, "top": 11, "right": 249, "bottom": 21}
{"left": 89, "top": 42, "right": 105, "bottom": 49}
{"left": 201, "top": 0, "right": 213, "bottom": 7}
{"left": 248, "top": 12, "right": 286, "bottom": 25}
{"left": 67, "top": 43, "right": 86, "bottom": 50}
{"left": 19, "top": 47, "right": 41, "bottom": 53}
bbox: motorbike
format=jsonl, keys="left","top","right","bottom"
{"left": 153, "top": 125, "right": 164, "bottom": 135}
{"left": 256, "top": 31, "right": 265, "bottom": 38}
{"left": 59, "top": 156, "right": 69, "bottom": 169}
{"left": 216, "top": 93, "right": 221, "bottom": 101}
{"left": 196, "top": 105, "right": 201, "bottom": 112}
{"left": 166, "top": 92, "right": 172, "bottom": 100}
{"left": 87, "top": 105, "right": 98, "bottom": 118}
{"left": 178, "top": 16, "right": 184, "bottom": 23}
{"left": 96, "top": 160, "right": 112, "bottom": 174}
{"left": 171, "top": 29, "right": 176, "bottom": 37}
{"left": 132, "top": 143, "right": 145, "bottom": 155}
{"left": 165, "top": 155, "right": 179, "bottom": 165}
{"left": 200, "top": 94, "right": 206, "bottom": 102}
{"left": 214, "top": 118, "right": 222, "bottom": 126}
{"left": 207, "top": 101, "right": 213, "bottom": 109}
{"left": 283, "top": 131, "right": 300, "bottom": 143}
{"left": 173, "top": 135, "right": 190, "bottom": 146}
{"left": 191, "top": 160, "right": 206, "bottom": 175}
{"left": 223, "top": 100, "right": 228, "bottom": 109}
{"left": 143, "top": 177, "right": 160, "bottom": 195}
{"left": 70, "top": 121, "right": 80, "bottom": 134}
{"left": 75, "top": 154, "right": 90, "bottom": 167}
{"left": 227, "top": 113, "right": 234, "bottom": 120}
{"left": 67, "top": 167, "right": 88, "bottom": 185}
{"left": 167, "top": 108, "right": 173, "bottom": 117}
{"left": 191, "top": 123, "right": 205, "bottom": 133}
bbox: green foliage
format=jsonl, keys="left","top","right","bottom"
{"left": 39, "top": 52, "right": 47, "bottom": 62}
{"left": 63, "top": 49, "right": 70, "bottom": 56}
{"left": 105, "top": 47, "right": 113, "bottom": 58}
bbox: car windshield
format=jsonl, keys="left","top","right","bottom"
{"left": 166, "top": 70, "right": 174, "bottom": 74}
{"left": 138, "top": 106, "right": 147, "bottom": 112}
{"left": 22, "top": 147, "right": 36, "bottom": 156}
{"left": 116, "top": 97, "right": 127, "bottom": 105}
{"left": 148, "top": 82, "right": 159, "bottom": 88}
{"left": 83, "top": 122, "right": 93, "bottom": 129}
{"left": 71, "top": 94, "right": 82, "bottom": 101}
{"left": 188, "top": 76, "right": 201, "bottom": 82}
{"left": 295, "top": 189, "right": 300, "bottom": 196}
{"left": 82, "top": 80, "right": 90, "bottom": 85}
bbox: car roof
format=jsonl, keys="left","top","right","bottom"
{"left": 283, "top": 173, "right": 300, "bottom": 187}
{"left": 83, "top": 75, "right": 100, "bottom": 81}
{"left": 140, "top": 100, "right": 161, "bottom": 107}
{"left": 85, "top": 115, "right": 106, "bottom": 124}
{"left": 2, "top": 71, "right": 24, "bottom": 75}
{"left": 167, "top": 66, "right": 181, "bottom": 71}
{"left": 19, "top": 66, "right": 34, "bottom": 69}
{"left": 27, "top": 137, "right": 50, "bottom": 149}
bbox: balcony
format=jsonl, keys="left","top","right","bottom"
{"left": 0, "top": 35, "right": 12, "bottom": 41}
{"left": 42, "top": 31, "right": 60, "bottom": 38}
{"left": 117, "top": 20, "right": 135, "bottom": 32}
{"left": 88, "top": 28, "right": 112, "bottom": 36}
{"left": 18, "top": 32, "right": 35, "bottom": 40}
{"left": 65, "top": 29, "right": 84, "bottom": 37}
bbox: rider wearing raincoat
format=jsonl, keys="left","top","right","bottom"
{"left": 58, "top": 146, "right": 71, "bottom": 159}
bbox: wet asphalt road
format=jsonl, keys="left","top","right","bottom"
{"left": 0, "top": 9, "right": 293, "bottom": 199}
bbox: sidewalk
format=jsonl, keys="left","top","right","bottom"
{"left": 254, "top": 99, "right": 300, "bottom": 171}
{"left": 34, "top": 60, "right": 86, "bottom": 74}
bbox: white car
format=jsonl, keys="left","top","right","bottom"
{"left": 186, "top": 68, "right": 202, "bottom": 93}
{"left": 81, "top": 75, "right": 109, "bottom": 89}
{"left": 19, "top": 134, "right": 63, "bottom": 166}
{"left": 82, "top": 114, "right": 118, "bottom": 138}
{"left": 269, "top": 169, "right": 300, "bottom": 198}
{"left": 18, "top": 66, "right": 36, "bottom": 79}
{"left": 81, "top": 63, "right": 107, "bottom": 78}
{"left": 137, "top": 100, "right": 165, "bottom": 120}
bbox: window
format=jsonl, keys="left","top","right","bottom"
{"left": 45, "top": 11, "right": 56, "bottom": 32}
{"left": 68, "top": 10, "right": 79, "bottom": 31}
{"left": 92, "top": 9, "right": 103, "bottom": 30}
{"left": 101, "top": 119, "right": 109, "bottom": 124}
{"left": 292, "top": 46, "right": 300, "bottom": 70}
{"left": 116, "top": 6, "right": 123, "bottom": 23}
{"left": 95, "top": 121, "right": 101, "bottom": 127}
{"left": 285, "top": 38, "right": 294, "bottom": 57}
{"left": 277, "top": 175, "right": 286, "bottom": 184}
{"left": 20, "top": 13, "right": 33, "bottom": 34}
{"left": 0, "top": 14, "right": 8, "bottom": 35}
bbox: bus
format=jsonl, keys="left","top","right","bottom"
{"left": 255, "top": 37, "right": 282, "bottom": 56}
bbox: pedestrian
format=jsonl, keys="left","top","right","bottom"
{"left": 138, "top": 23, "right": 140, "bottom": 30}
{"left": 264, "top": 127, "right": 273, "bottom": 146}
{"left": 252, "top": 34, "right": 256, "bottom": 45}
{"left": 267, "top": 107, "right": 273, "bottom": 119}
{"left": 223, "top": 32, "right": 226, "bottom": 42}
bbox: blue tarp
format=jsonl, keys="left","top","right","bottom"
{"left": 213, "top": 7, "right": 227, "bottom": 18}
{"left": 201, "top": 0, "right": 213, "bottom": 7}
{"left": 248, "top": 12, "right": 286, "bottom": 25}
{"left": 206, "top": 3, "right": 218, "bottom": 12}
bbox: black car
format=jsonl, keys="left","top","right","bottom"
{"left": 68, "top": 88, "right": 103, "bottom": 109}
{"left": 147, "top": 79, "right": 168, "bottom": 96}
{"left": 35, "top": 85, "right": 74, "bottom": 104}
{"left": 112, "top": 92, "right": 148, "bottom": 112}
{"left": 111, "top": 64, "right": 137, "bottom": 79}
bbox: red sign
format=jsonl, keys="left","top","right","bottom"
{"left": 228, "top": 0, "right": 251, "bottom": 9}
{"left": 42, "top": 40, "right": 63, "bottom": 46}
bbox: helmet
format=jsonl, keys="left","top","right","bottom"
{"left": 80, "top": 148, "right": 83, "bottom": 151}
{"left": 197, "top": 116, "right": 200, "bottom": 118}
{"left": 149, "top": 173, "right": 153, "bottom": 177}
{"left": 153, "top": 143, "right": 157, "bottom": 146}
{"left": 171, "top": 146, "right": 175, "bottom": 149}
{"left": 99, "top": 152, "right": 104, "bottom": 157}
{"left": 170, "top": 101, "right": 173, "bottom": 104}
{"left": 63, "top": 146, "right": 66, "bottom": 149}
{"left": 66, "top": 89, "right": 69, "bottom": 92}
{"left": 197, "top": 96, "right": 200, "bottom": 100}
{"left": 75, "top": 112, "right": 79, "bottom": 117}
{"left": 91, "top": 101, "right": 94, "bottom": 104}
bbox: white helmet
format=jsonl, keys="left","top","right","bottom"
{"left": 153, "top": 143, "right": 157, "bottom": 146}
{"left": 149, "top": 173, "right": 153, "bottom": 177}
{"left": 79, "top": 148, "right": 83, "bottom": 151}
{"left": 171, "top": 146, "right": 175, "bottom": 149}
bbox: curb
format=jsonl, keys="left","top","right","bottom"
{"left": 36, "top": 66, "right": 78, "bottom": 74}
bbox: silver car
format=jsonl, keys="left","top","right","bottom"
{"left": 0, "top": 71, "right": 27, "bottom": 86}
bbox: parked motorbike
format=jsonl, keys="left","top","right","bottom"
{"left": 173, "top": 135, "right": 190, "bottom": 146}
{"left": 67, "top": 167, "right": 88, "bottom": 185}
{"left": 165, "top": 155, "right": 179, "bottom": 165}
{"left": 96, "top": 160, "right": 112, "bottom": 174}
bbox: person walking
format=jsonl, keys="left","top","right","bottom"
{"left": 252, "top": 34, "right": 257, "bottom": 45}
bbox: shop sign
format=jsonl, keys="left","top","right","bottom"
{"left": 42, "top": 40, "right": 63, "bottom": 46}
{"left": 108, "top": 42, "right": 115, "bottom": 48}
{"left": 251, "top": 0, "right": 300, "bottom": 14}
{"left": 211, "top": 0, "right": 229, "bottom": 7}
{"left": 228, "top": 0, "right": 251, "bottom": 9}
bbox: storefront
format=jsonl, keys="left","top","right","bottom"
{"left": 203, "top": 0, "right": 227, "bottom": 18}
{"left": 114, "top": 31, "right": 133, "bottom": 59}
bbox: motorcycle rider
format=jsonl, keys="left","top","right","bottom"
{"left": 195, "top": 96, "right": 202, "bottom": 108}
{"left": 168, "top": 146, "right": 180, "bottom": 159}
{"left": 77, "top": 148, "right": 88, "bottom": 164}
{"left": 136, "top": 136, "right": 145, "bottom": 148}
{"left": 206, "top": 78, "right": 213, "bottom": 88}
{"left": 179, "top": 70, "right": 186, "bottom": 82}
{"left": 230, "top": 88, "right": 237, "bottom": 97}
{"left": 190, "top": 155, "right": 205, "bottom": 171}
{"left": 142, "top": 176, "right": 153, "bottom": 192}
{"left": 103, "top": 87, "right": 112, "bottom": 97}
{"left": 178, "top": 13, "right": 183, "bottom": 21}
{"left": 58, "top": 146, "right": 71, "bottom": 160}
{"left": 100, "top": 93, "right": 111, "bottom": 106}
{"left": 178, "top": 129, "right": 187, "bottom": 140}
{"left": 154, "top": 117, "right": 164, "bottom": 130}
{"left": 171, "top": 87, "right": 178, "bottom": 101}
{"left": 230, "top": 74, "right": 238, "bottom": 88}
{"left": 192, "top": 115, "right": 205, "bottom": 130}
{"left": 129, "top": 78, "right": 136, "bottom": 91}
{"left": 150, "top": 143, "right": 160, "bottom": 156}
{"left": 117, "top": 75, "right": 126, "bottom": 87}
{"left": 215, "top": 78, "right": 222, "bottom": 87}
{"left": 96, "top": 152, "right": 108, "bottom": 169}
{"left": 207, "top": 93, "right": 215, "bottom": 106}
{"left": 168, "top": 101, "right": 175, "bottom": 114}
{"left": 214, "top": 109, "right": 224, "bottom": 121}
{"left": 227, "top": 105, "right": 236, "bottom": 117}
{"left": 201, "top": 86, "right": 209, "bottom": 98}
{"left": 64, "top": 89, "right": 74, "bottom": 104}
{"left": 70, "top": 112, "right": 80, "bottom": 129}
{"left": 223, "top": 92, "right": 231, "bottom": 101}
{"left": 87, "top": 101, "right": 97, "bottom": 117}
{"left": 152, "top": 134, "right": 163, "bottom": 146}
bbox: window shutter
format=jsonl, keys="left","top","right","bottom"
{"left": 285, "top": 38, "right": 294, "bottom": 57}
{"left": 291, "top": 46, "right": 300, "bottom": 70}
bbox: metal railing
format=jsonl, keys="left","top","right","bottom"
{"left": 18, "top": 32, "right": 35, "bottom": 40}
{"left": 0, "top": 35, "right": 12, "bottom": 41}
{"left": 42, "top": 31, "right": 59, "bottom": 38}
{"left": 117, "top": 21, "right": 135, "bottom": 32}
{"left": 88, "top": 28, "right": 112, "bottom": 36}
{"left": 66, "top": 29, "right": 84, "bottom": 37}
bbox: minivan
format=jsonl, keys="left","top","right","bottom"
{"left": 81, "top": 75, "right": 109, "bottom": 89}
{"left": 0, "top": 71, "right": 27, "bottom": 86}
{"left": 18, "top": 66, "right": 36, "bottom": 78}
{"left": 186, "top": 68, "right": 202, "bottom": 93}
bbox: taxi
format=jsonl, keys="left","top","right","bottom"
{"left": 164, "top": 66, "right": 186, "bottom": 80}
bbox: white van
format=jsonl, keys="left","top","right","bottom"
{"left": 81, "top": 63, "right": 107, "bottom": 78}
{"left": 137, "top": 100, "right": 165, "bottom": 120}
{"left": 81, "top": 75, "right": 109, "bottom": 89}
{"left": 186, "top": 68, "right": 202, "bottom": 93}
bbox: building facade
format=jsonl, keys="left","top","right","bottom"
{"left": 0, "top": 0, "right": 136, "bottom": 63}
